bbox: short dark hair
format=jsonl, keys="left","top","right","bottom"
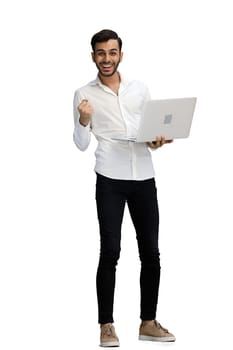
{"left": 91, "top": 29, "right": 122, "bottom": 52}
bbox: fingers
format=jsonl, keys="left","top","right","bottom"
{"left": 79, "top": 99, "right": 88, "bottom": 106}
{"left": 78, "top": 99, "right": 93, "bottom": 116}
{"left": 78, "top": 99, "right": 93, "bottom": 126}
{"left": 153, "top": 136, "right": 166, "bottom": 148}
{"left": 78, "top": 99, "right": 91, "bottom": 111}
{"left": 159, "top": 136, "right": 166, "bottom": 146}
{"left": 155, "top": 136, "right": 173, "bottom": 145}
{"left": 147, "top": 136, "right": 174, "bottom": 149}
{"left": 146, "top": 140, "right": 161, "bottom": 149}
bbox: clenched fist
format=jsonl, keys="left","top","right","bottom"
{"left": 78, "top": 99, "right": 93, "bottom": 127}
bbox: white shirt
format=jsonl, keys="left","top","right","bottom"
{"left": 73, "top": 75, "right": 155, "bottom": 180}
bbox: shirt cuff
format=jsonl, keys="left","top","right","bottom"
{"left": 73, "top": 119, "right": 91, "bottom": 151}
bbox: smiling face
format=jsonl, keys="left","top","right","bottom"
{"left": 92, "top": 39, "right": 123, "bottom": 78}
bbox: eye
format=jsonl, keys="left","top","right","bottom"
{"left": 97, "top": 52, "right": 105, "bottom": 57}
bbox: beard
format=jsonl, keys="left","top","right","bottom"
{"left": 95, "top": 58, "right": 121, "bottom": 77}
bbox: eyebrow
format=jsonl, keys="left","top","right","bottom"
{"left": 95, "top": 48, "right": 118, "bottom": 53}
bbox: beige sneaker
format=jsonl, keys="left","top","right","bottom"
{"left": 139, "top": 320, "right": 176, "bottom": 342}
{"left": 100, "top": 323, "right": 120, "bottom": 347}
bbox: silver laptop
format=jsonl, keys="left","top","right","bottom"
{"left": 112, "top": 97, "right": 197, "bottom": 142}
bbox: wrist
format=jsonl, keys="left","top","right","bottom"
{"left": 79, "top": 118, "right": 88, "bottom": 127}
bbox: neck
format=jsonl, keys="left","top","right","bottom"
{"left": 98, "top": 71, "right": 120, "bottom": 88}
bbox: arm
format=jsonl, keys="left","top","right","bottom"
{"left": 73, "top": 91, "right": 93, "bottom": 151}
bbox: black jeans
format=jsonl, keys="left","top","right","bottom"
{"left": 95, "top": 173, "right": 160, "bottom": 324}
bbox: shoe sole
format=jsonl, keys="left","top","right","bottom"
{"left": 139, "top": 335, "right": 176, "bottom": 342}
{"left": 100, "top": 341, "right": 120, "bottom": 347}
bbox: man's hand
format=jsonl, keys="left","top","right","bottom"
{"left": 78, "top": 99, "right": 93, "bottom": 127}
{"left": 147, "top": 136, "right": 173, "bottom": 149}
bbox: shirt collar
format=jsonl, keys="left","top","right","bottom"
{"left": 89, "top": 73, "right": 130, "bottom": 89}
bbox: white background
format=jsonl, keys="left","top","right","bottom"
{"left": 0, "top": 0, "right": 232, "bottom": 349}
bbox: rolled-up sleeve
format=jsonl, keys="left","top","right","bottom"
{"left": 73, "top": 90, "right": 91, "bottom": 151}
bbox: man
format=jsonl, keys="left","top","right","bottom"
{"left": 73, "top": 29, "right": 175, "bottom": 347}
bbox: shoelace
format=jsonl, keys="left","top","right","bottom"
{"left": 102, "top": 325, "right": 114, "bottom": 336}
{"left": 154, "top": 321, "right": 169, "bottom": 333}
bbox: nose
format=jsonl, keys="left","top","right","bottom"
{"left": 103, "top": 53, "right": 111, "bottom": 62}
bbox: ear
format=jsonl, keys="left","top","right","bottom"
{"left": 91, "top": 52, "right": 95, "bottom": 62}
{"left": 120, "top": 52, "right": 123, "bottom": 62}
